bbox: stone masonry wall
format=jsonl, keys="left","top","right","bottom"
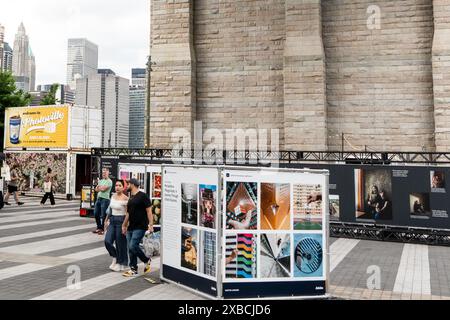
{"left": 323, "top": 0, "right": 435, "bottom": 152}
{"left": 150, "top": 0, "right": 445, "bottom": 152}
{"left": 150, "top": 0, "right": 196, "bottom": 148}
{"left": 195, "top": 0, "right": 285, "bottom": 148}
{"left": 432, "top": 0, "right": 450, "bottom": 152}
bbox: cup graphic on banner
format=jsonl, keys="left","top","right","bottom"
{"left": 9, "top": 115, "right": 21, "bottom": 144}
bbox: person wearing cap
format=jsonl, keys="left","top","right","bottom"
{"left": 121, "top": 178, "right": 153, "bottom": 277}
{"left": 92, "top": 168, "right": 113, "bottom": 235}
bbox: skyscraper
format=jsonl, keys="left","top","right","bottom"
{"left": 11, "top": 23, "right": 35, "bottom": 91}
{"left": 75, "top": 70, "right": 129, "bottom": 148}
{"left": 28, "top": 48, "right": 35, "bottom": 91}
{"left": 131, "top": 68, "right": 146, "bottom": 87}
{"left": 129, "top": 86, "right": 146, "bottom": 148}
{"left": 2, "top": 42, "right": 13, "bottom": 72}
{"left": 66, "top": 38, "right": 98, "bottom": 89}
{"left": 0, "top": 24, "right": 4, "bottom": 70}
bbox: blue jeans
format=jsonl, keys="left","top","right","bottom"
{"left": 94, "top": 198, "right": 110, "bottom": 231}
{"left": 105, "top": 215, "right": 128, "bottom": 265}
{"left": 127, "top": 229, "right": 150, "bottom": 271}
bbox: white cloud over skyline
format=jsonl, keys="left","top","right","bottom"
{"left": 0, "top": 0, "right": 149, "bottom": 86}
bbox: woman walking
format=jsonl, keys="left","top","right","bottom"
{"left": 41, "top": 168, "right": 56, "bottom": 206}
{"left": 104, "top": 180, "right": 129, "bottom": 272}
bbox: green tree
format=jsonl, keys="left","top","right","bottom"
{"left": 40, "top": 83, "right": 60, "bottom": 106}
{"left": 0, "top": 71, "right": 32, "bottom": 150}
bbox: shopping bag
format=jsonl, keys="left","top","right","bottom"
{"left": 141, "top": 231, "right": 160, "bottom": 258}
{"left": 1, "top": 165, "right": 11, "bottom": 182}
{"left": 43, "top": 182, "right": 52, "bottom": 193}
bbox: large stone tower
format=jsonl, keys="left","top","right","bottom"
{"left": 149, "top": 0, "right": 450, "bottom": 152}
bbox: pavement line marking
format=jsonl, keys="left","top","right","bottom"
{"left": 1, "top": 205, "right": 79, "bottom": 215}
{"left": 0, "top": 211, "right": 79, "bottom": 225}
{"left": 393, "top": 244, "right": 431, "bottom": 295}
{"left": 31, "top": 258, "right": 161, "bottom": 300}
{"left": 0, "top": 216, "right": 82, "bottom": 230}
{"left": 0, "top": 247, "right": 107, "bottom": 281}
{"left": 330, "top": 238, "right": 360, "bottom": 272}
{"left": 0, "top": 224, "right": 94, "bottom": 243}
{"left": 1, "top": 201, "right": 80, "bottom": 210}
{"left": 0, "top": 232, "right": 103, "bottom": 255}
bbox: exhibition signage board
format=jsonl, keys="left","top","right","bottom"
{"left": 118, "top": 163, "right": 162, "bottom": 227}
{"left": 282, "top": 164, "right": 450, "bottom": 230}
{"left": 161, "top": 165, "right": 329, "bottom": 299}
{"left": 161, "top": 165, "right": 220, "bottom": 298}
{"left": 4, "top": 105, "right": 69, "bottom": 149}
{"left": 222, "top": 167, "right": 329, "bottom": 299}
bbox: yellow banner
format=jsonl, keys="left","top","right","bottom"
{"left": 4, "top": 105, "right": 69, "bottom": 149}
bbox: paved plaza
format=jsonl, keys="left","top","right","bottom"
{"left": 0, "top": 197, "right": 449, "bottom": 300}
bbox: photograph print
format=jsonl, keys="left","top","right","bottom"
{"left": 430, "top": 171, "right": 445, "bottom": 190}
{"left": 198, "top": 231, "right": 217, "bottom": 277}
{"left": 181, "top": 183, "right": 198, "bottom": 226}
{"left": 293, "top": 184, "right": 323, "bottom": 230}
{"left": 329, "top": 194, "right": 340, "bottom": 221}
{"left": 260, "top": 183, "right": 291, "bottom": 230}
{"left": 151, "top": 199, "right": 161, "bottom": 226}
{"left": 410, "top": 193, "right": 432, "bottom": 219}
{"left": 199, "top": 184, "right": 217, "bottom": 229}
{"left": 225, "top": 233, "right": 257, "bottom": 279}
{"left": 181, "top": 227, "right": 198, "bottom": 271}
{"left": 260, "top": 233, "right": 290, "bottom": 278}
{"left": 226, "top": 182, "right": 258, "bottom": 230}
{"left": 152, "top": 172, "right": 162, "bottom": 198}
{"left": 293, "top": 234, "right": 323, "bottom": 278}
{"left": 355, "top": 169, "right": 392, "bottom": 220}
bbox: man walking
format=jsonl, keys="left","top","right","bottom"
{"left": 92, "top": 168, "right": 113, "bottom": 235}
{"left": 122, "top": 178, "right": 153, "bottom": 277}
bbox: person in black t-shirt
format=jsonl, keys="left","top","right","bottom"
{"left": 121, "top": 178, "right": 154, "bottom": 277}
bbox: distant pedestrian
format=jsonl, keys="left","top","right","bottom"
{"left": 121, "top": 178, "right": 153, "bottom": 277}
{"left": 92, "top": 168, "right": 113, "bottom": 235}
{"left": 104, "top": 180, "right": 129, "bottom": 272}
{"left": 40, "top": 168, "right": 56, "bottom": 206}
{"left": 3, "top": 168, "right": 24, "bottom": 206}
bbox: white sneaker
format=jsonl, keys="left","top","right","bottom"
{"left": 109, "top": 258, "right": 117, "bottom": 271}
{"left": 112, "top": 264, "right": 122, "bottom": 272}
{"left": 120, "top": 265, "right": 128, "bottom": 271}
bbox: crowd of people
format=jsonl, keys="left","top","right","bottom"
{"left": 1, "top": 163, "right": 155, "bottom": 277}
{"left": 93, "top": 168, "right": 154, "bottom": 277}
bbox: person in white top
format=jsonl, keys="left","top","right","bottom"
{"left": 104, "top": 180, "right": 129, "bottom": 272}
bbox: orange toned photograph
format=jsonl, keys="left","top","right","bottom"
{"left": 260, "top": 183, "right": 291, "bottom": 230}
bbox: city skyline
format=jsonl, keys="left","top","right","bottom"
{"left": 0, "top": 0, "right": 149, "bottom": 85}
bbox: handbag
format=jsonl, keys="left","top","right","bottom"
{"left": 43, "top": 181, "right": 52, "bottom": 193}
{"left": 1, "top": 164, "right": 11, "bottom": 182}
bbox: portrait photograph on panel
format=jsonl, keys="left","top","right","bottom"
{"left": 355, "top": 169, "right": 392, "bottom": 220}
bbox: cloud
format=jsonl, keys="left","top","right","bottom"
{"left": 0, "top": 0, "right": 149, "bottom": 85}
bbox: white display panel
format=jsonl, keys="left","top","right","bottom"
{"left": 222, "top": 168, "right": 328, "bottom": 284}
{"left": 162, "top": 166, "right": 220, "bottom": 281}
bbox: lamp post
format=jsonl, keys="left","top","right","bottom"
{"left": 145, "top": 56, "right": 156, "bottom": 148}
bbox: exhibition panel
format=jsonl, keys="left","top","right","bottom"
{"left": 92, "top": 149, "right": 450, "bottom": 245}
{"left": 161, "top": 165, "right": 220, "bottom": 298}
{"left": 286, "top": 164, "right": 450, "bottom": 230}
{"left": 222, "top": 167, "right": 329, "bottom": 299}
{"left": 160, "top": 165, "right": 330, "bottom": 299}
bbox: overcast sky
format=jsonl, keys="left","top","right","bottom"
{"left": 0, "top": 0, "right": 149, "bottom": 86}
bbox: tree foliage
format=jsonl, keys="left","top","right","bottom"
{"left": 40, "top": 83, "right": 60, "bottom": 106}
{"left": 0, "top": 71, "right": 32, "bottom": 150}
